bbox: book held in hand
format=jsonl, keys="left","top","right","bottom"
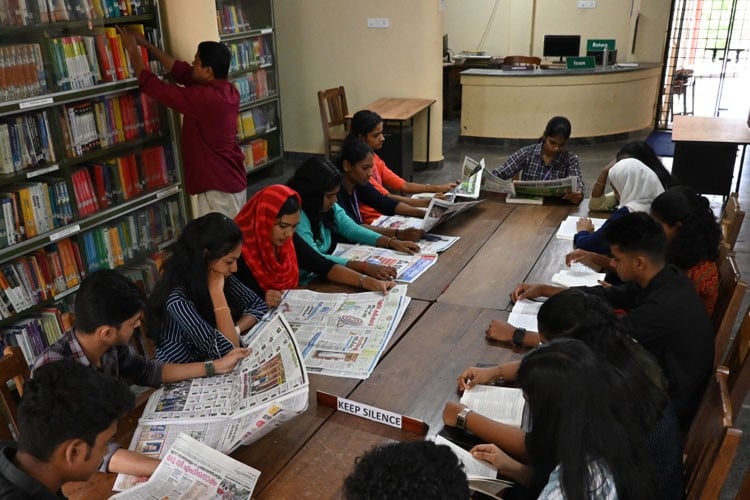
{"left": 459, "top": 384, "right": 526, "bottom": 427}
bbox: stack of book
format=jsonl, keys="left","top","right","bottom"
{"left": 0, "top": 306, "right": 72, "bottom": 366}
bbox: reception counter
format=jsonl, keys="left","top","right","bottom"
{"left": 460, "top": 63, "right": 662, "bottom": 139}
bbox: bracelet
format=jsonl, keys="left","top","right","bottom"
{"left": 358, "top": 274, "right": 366, "bottom": 288}
{"left": 386, "top": 237, "right": 395, "bottom": 249}
{"left": 204, "top": 360, "right": 215, "bottom": 377}
{"left": 213, "top": 306, "right": 230, "bottom": 312}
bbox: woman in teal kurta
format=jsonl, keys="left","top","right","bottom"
{"left": 287, "top": 157, "right": 419, "bottom": 283}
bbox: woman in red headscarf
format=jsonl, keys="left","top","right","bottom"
{"left": 235, "top": 185, "right": 395, "bottom": 307}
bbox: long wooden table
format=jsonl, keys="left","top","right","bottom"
{"left": 66, "top": 196, "right": 585, "bottom": 499}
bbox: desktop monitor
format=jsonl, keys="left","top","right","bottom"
{"left": 543, "top": 35, "right": 581, "bottom": 62}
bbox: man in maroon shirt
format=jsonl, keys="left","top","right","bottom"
{"left": 118, "top": 27, "right": 247, "bottom": 218}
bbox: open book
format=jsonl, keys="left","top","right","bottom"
{"left": 332, "top": 243, "right": 438, "bottom": 283}
{"left": 556, "top": 215, "right": 607, "bottom": 240}
{"left": 373, "top": 197, "right": 483, "bottom": 233}
{"left": 111, "top": 433, "right": 260, "bottom": 499}
{"left": 508, "top": 298, "right": 543, "bottom": 332}
{"left": 114, "top": 313, "right": 308, "bottom": 490}
{"left": 483, "top": 172, "right": 578, "bottom": 203}
{"left": 551, "top": 262, "right": 606, "bottom": 287}
{"left": 460, "top": 385, "right": 527, "bottom": 428}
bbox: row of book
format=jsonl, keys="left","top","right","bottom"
{"left": 237, "top": 102, "right": 277, "bottom": 140}
{"left": 241, "top": 138, "right": 269, "bottom": 169}
{"left": 232, "top": 68, "right": 276, "bottom": 106}
{"left": 1, "top": 306, "right": 72, "bottom": 367}
{"left": 0, "top": 198, "right": 182, "bottom": 322}
{"left": 216, "top": 3, "right": 257, "bottom": 35}
{"left": 227, "top": 35, "right": 273, "bottom": 74}
{"left": 47, "top": 26, "right": 157, "bottom": 92}
{"left": 0, "top": 44, "right": 48, "bottom": 101}
{"left": 1, "top": 177, "right": 74, "bottom": 242}
{"left": 58, "top": 90, "right": 161, "bottom": 158}
{"left": 72, "top": 145, "right": 172, "bottom": 217}
{"left": 0, "top": 144, "right": 172, "bottom": 244}
{"left": 0, "top": 0, "right": 149, "bottom": 27}
{"left": 0, "top": 109, "right": 56, "bottom": 174}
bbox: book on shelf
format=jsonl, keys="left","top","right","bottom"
{"left": 0, "top": 43, "right": 48, "bottom": 102}
{"left": 217, "top": 3, "right": 252, "bottom": 34}
{"left": 0, "top": 110, "right": 56, "bottom": 174}
{"left": 113, "top": 313, "right": 308, "bottom": 492}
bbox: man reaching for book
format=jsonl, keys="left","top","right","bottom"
{"left": 31, "top": 270, "right": 249, "bottom": 479}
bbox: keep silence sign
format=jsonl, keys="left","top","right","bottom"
{"left": 317, "top": 391, "right": 429, "bottom": 434}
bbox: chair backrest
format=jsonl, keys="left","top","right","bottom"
{"left": 502, "top": 56, "right": 541, "bottom": 69}
{"left": 684, "top": 366, "right": 742, "bottom": 500}
{"left": 0, "top": 346, "right": 30, "bottom": 441}
{"left": 672, "top": 68, "right": 694, "bottom": 95}
{"left": 317, "top": 86, "right": 349, "bottom": 159}
{"left": 712, "top": 253, "right": 748, "bottom": 364}
{"left": 720, "top": 193, "right": 745, "bottom": 250}
{"left": 724, "top": 305, "right": 750, "bottom": 415}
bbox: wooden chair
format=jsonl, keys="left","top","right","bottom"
{"left": 317, "top": 86, "right": 349, "bottom": 159}
{"left": 736, "top": 464, "right": 750, "bottom": 499}
{"left": 684, "top": 366, "right": 742, "bottom": 500}
{"left": 0, "top": 346, "right": 30, "bottom": 441}
{"left": 724, "top": 305, "right": 750, "bottom": 415}
{"left": 720, "top": 193, "right": 745, "bottom": 250}
{"left": 501, "top": 56, "right": 541, "bottom": 69}
{"left": 712, "top": 253, "right": 748, "bottom": 365}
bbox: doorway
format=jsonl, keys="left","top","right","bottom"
{"left": 658, "top": 0, "right": 750, "bottom": 128}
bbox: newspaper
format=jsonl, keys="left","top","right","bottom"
{"left": 332, "top": 243, "right": 438, "bottom": 283}
{"left": 483, "top": 171, "right": 577, "bottom": 198}
{"left": 418, "top": 233, "right": 460, "bottom": 253}
{"left": 271, "top": 286, "right": 411, "bottom": 379}
{"left": 373, "top": 197, "right": 483, "bottom": 233}
{"left": 111, "top": 433, "right": 260, "bottom": 499}
{"left": 449, "top": 156, "right": 485, "bottom": 200}
{"left": 114, "top": 313, "right": 308, "bottom": 491}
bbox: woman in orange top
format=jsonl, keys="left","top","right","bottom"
{"left": 650, "top": 186, "right": 722, "bottom": 316}
{"left": 348, "top": 110, "right": 458, "bottom": 224}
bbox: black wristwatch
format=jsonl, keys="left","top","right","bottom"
{"left": 512, "top": 327, "right": 527, "bottom": 347}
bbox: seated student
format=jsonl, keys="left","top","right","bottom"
{"left": 145, "top": 213, "right": 268, "bottom": 363}
{"left": 287, "top": 157, "right": 420, "bottom": 281}
{"left": 589, "top": 140, "right": 676, "bottom": 211}
{"left": 32, "top": 269, "right": 250, "bottom": 477}
{"left": 336, "top": 138, "right": 426, "bottom": 241}
{"left": 234, "top": 185, "right": 395, "bottom": 308}
{"left": 465, "top": 340, "right": 658, "bottom": 499}
{"left": 501, "top": 212, "right": 714, "bottom": 431}
{"left": 568, "top": 158, "right": 665, "bottom": 279}
{"left": 2, "top": 361, "right": 134, "bottom": 499}
{"left": 651, "top": 186, "right": 721, "bottom": 316}
{"left": 342, "top": 440, "right": 470, "bottom": 500}
{"left": 448, "top": 290, "right": 683, "bottom": 500}
{"left": 347, "top": 110, "right": 458, "bottom": 223}
{"left": 490, "top": 116, "right": 584, "bottom": 204}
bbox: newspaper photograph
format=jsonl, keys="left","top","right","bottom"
{"left": 114, "top": 314, "right": 308, "bottom": 491}
{"left": 332, "top": 243, "right": 438, "bottom": 283}
{"left": 111, "top": 433, "right": 260, "bottom": 500}
{"left": 270, "top": 286, "right": 411, "bottom": 378}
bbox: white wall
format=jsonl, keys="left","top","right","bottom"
{"left": 274, "top": 0, "right": 443, "bottom": 159}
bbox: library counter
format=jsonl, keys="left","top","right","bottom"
{"left": 460, "top": 63, "right": 662, "bottom": 139}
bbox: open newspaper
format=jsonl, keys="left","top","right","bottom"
{"left": 332, "top": 243, "right": 437, "bottom": 283}
{"left": 274, "top": 286, "right": 410, "bottom": 379}
{"left": 418, "top": 233, "right": 460, "bottom": 253}
{"left": 432, "top": 435, "right": 513, "bottom": 500}
{"left": 449, "top": 156, "right": 485, "bottom": 200}
{"left": 373, "top": 196, "right": 483, "bottom": 233}
{"left": 483, "top": 172, "right": 577, "bottom": 202}
{"left": 114, "top": 313, "right": 308, "bottom": 491}
{"left": 111, "top": 433, "right": 260, "bottom": 499}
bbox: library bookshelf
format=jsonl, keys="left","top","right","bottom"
{"left": 0, "top": 0, "right": 188, "bottom": 366}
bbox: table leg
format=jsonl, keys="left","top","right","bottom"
{"left": 736, "top": 144, "right": 747, "bottom": 194}
{"left": 426, "top": 104, "right": 431, "bottom": 167}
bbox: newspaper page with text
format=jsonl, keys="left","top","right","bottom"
{"left": 332, "top": 243, "right": 438, "bottom": 283}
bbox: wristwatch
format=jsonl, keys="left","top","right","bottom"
{"left": 456, "top": 406, "right": 472, "bottom": 430}
{"left": 512, "top": 327, "right": 527, "bottom": 347}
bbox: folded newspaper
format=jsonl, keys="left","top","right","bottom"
{"left": 114, "top": 313, "right": 308, "bottom": 491}
{"left": 332, "top": 243, "right": 438, "bottom": 283}
{"left": 483, "top": 172, "right": 577, "bottom": 198}
{"left": 449, "top": 156, "right": 485, "bottom": 200}
{"left": 373, "top": 197, "right": 483, "bottom": 233}
{"left": 275, "top": 286, "right": 411, "bottom": 379}
{"left": 111, "top": 433, "right": 260, "bottom": 499}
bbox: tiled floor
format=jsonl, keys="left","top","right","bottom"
{"left": 248, "top": 120, "right": 750, "bottom": 498}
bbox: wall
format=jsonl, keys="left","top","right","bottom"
{"left": 274, "top": 0, "right": 443, "bottom": 160}
{"left": 445, "top": 0, "right": 671, "bottom": 63}
{"left": 162, "top": 0, "right": 220, "bottom": 59}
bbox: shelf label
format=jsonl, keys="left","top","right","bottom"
{"left": 156, "top": 185, "right": 181, "bottom": 199}
{"left": 19, "top": 97, "right": 54, "bottom": 110}
{"left": 49, "top": 224, "right": 81, "bottom": 242}
{"left": 260, "top": 28, "right": 273, "bottom": 35}
{"left": 26, "top": 164, "right": 60, "bottom": 178}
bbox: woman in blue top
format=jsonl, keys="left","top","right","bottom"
{"left": 287, "top": 157, "right": 420, "bottom": 283}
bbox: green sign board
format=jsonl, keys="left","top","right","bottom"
{"left": 587, "top": 39, "right": 616, "bottom": 51}
{"left": 566, "top": 56, "right": 596, "bottom": 70}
